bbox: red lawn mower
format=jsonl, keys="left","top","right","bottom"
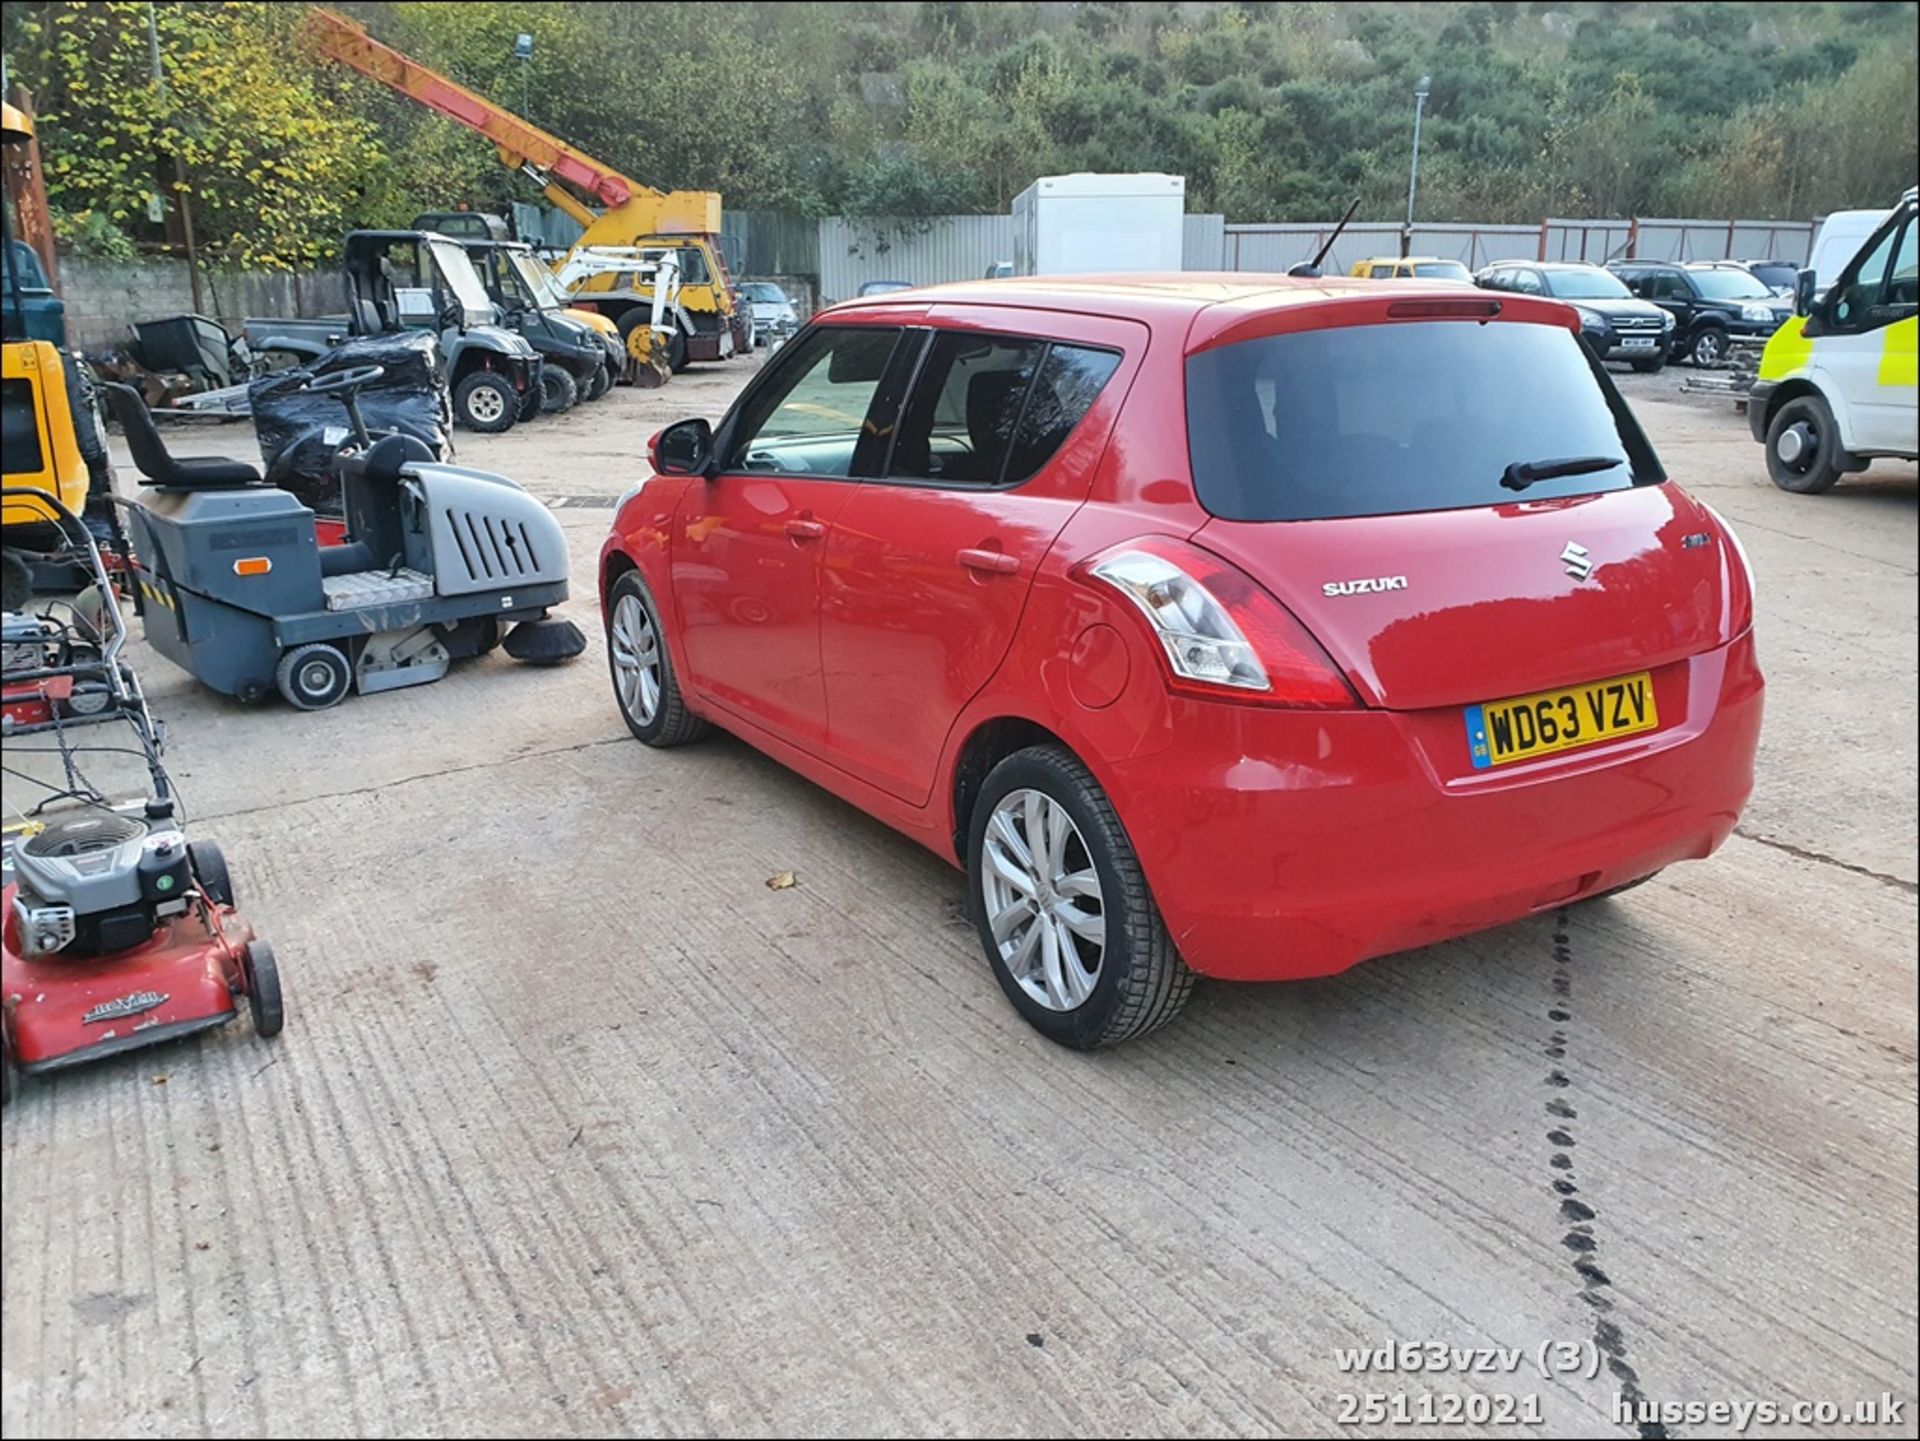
{"left": 3, "top": 485, "right": 281, "bottom": 1104}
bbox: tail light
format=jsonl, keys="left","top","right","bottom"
{"left": 1703, "top": 503, "right": 1755, "bottom": 638}
{"left": 1077, "top": 537, "right": 1359, "bottom": 708}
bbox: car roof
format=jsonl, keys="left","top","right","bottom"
{"left": 1360, "top": 255, "right": 1463, "bottom": 264}
{"left": 1485, "top": 259, "right": 1602, "bottom": 271}
{"left": 825, "top": 272, "right": 1577, "bottom": 353}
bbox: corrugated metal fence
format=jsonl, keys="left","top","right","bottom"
{"left": 513, "top": 202, "right": 1818, "bottom": 290}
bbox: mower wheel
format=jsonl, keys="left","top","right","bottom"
{"left": 454, "top": 372, "right": 518, "bottom": 433}
{"left": 190, "top": 841, "right": 236, "bottom": 908}
{"left": 243, "top": 941, "right": 284, "bottom": 1040}
{"left": 540, "top": 365, "right": 579, "bottom": 414}
{"left": 276, "top": 643, "right": 353, "bottom": 711}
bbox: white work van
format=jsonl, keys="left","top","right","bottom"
{"left": 1750, "top": 187, "right": 1917, "bottom": 493}
{"left": 1011, "top": 173, "right": 1185, "bottom": 276}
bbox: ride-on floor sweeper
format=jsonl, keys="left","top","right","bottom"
{"left": 104, "top": 366, "right": 584, "bottom": 710}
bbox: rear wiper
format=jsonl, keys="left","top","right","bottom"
{"left": 1499, "top": 455, "right": 1623, "bottom": 492}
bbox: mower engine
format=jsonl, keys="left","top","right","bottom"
{"left": 9, "top": 808, "right": 194, "bottom": 959}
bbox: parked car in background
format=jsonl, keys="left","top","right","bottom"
{"left": 1477, "top": 260, "right": 1673, "bottom": 371}
{"left": 984, "top": 260, "right": 1015, "bottom": 279}
{"left": 740, "top": 281, "right": 800, "bottom": 347}
{"left": 1726, "top": 259, "right": 1800, "bottom": 298}
{"left": 1750, "top": 186, "right": 1917, "bottom": 493}
{"left": 1609, "top": 259, "right": 1791, "bottom": 367}
{"left": 857, "top": 280, "right": 915, "bottom": 297}
{"left": 1349, "top": 256, "right": 1473, "bottom": 282}
{"left": 601, "top": 276, "right": 1762, "bottom": 1048}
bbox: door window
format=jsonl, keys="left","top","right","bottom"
{"left": 1509, "top": 269, "right": 1544, "bottom": 295}
{"left": 722, "top": 325, "right": 902, "bottom": 477}
{"left": 1648, "top": 272, "right": 1689, "bottom": 302}
{"left": 887, "top": 334, "right": 1122, "bottom": 487}
{"left": 1828, "top": 214, "right": 1915, "bottom": 330}
{"left": 887, "top": 333, "right": 1044, "bottom": 484}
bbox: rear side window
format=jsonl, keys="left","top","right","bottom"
{"left": 888, "top": 334, "right": 1120, "bottom": 487}
{"left": 1185, "top": 319, "right": 1659, "bottom": 521}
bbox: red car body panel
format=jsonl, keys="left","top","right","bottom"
{"left": 600, "top": 275, "right": 1764, "bottom": 984}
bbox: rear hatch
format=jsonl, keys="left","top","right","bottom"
{"left": 1185, "top": 307, "right": 1739, "bottom": 711}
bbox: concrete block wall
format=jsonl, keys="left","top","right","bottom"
{"left": 57, "top": 254, "right": 346, "bottom": 351}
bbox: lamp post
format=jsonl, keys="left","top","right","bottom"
{"left": 514, "top": 32, "right": 533, "bottom": 119}
{"left": 1403, "top": 74, "right": 1430, "bottom": 259}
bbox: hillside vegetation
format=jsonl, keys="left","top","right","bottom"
{"left": 3, "top": 0, "right": 1914, "bottom": 266}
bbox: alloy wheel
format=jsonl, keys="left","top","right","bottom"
{"left": 610, "top": 593, "right": 661, "bottom": 724}
{"left": 979, "top": 788, "right": 1107, "bottom": 1012}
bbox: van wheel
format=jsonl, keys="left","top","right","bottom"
{"left": 540, "top": 364, "right": 579, "bottom": 414}
{"left": 454, "top": 372, "right": 517, "bottom": 433}
{"left": 968, "top": 745, "right": 1195, "bottom": 1050}
{"left": 1766, "top": 395, "right": 1843, "bottom": 494}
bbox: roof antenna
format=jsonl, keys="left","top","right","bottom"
{"left": 1288, "top": 197, "right": 1361, "bottom": 278}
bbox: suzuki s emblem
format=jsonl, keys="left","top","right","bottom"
{"left": 84, "top": 991, "right": 169, "bottom": 1025}
{"left": 1560, "top": 542, "right": 1594, "bottom": 581}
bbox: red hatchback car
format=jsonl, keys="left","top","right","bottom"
{"left": 599, "top": 276, "right": 1763, "bottom": 1048}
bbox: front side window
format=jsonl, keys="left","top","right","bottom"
{"left": 1509, "top": 269, "right": 1544, "bottom": 295}
{"left": 723, "top": 325, "right": 901, "bottom": 477}
{"left": 1648, "top": 273, "right": 1690, "bottom": 301}
{"left": 1828, "top": 212, "right": 1915, "bottom": 330}
{"left": 1186, "top": 319, "right": 1658, "bottom": 522}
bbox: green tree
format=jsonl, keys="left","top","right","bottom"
{"left": 5, "top": 1, "right": 385, "bottom": 266}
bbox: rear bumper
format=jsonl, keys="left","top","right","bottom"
{"left": 1109, "top": 633, "right": 1764, "bottom": 981}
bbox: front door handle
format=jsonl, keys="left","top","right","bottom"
{"left": 785, "top": 518, "right": 827, "bottom": 541}
{"left": 957, "top": 547, "right": 1019, "bottom": 576}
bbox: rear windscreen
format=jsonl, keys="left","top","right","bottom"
{"left": 1186, "top": 319, "right": 1659, "bottom": 521}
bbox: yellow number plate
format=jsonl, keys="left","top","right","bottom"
{"left": 1465, "top": 672, "right": 1657, "bottom": 769}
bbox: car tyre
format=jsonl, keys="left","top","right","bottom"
{"left": 454, "top": 372, "right": 518, "bottom": 433}
{"left": 275, "top": 643, "right": 353, "bottom": 711}
{"left": 1689, "top": 325, "right": 1728, "bottom": 367}
{"left": 607, "top": 570, "right": 709, "bottom": 746}
{"left": 968, "top": 744, "right": 1195, "bottom": 1050}
{"left": 583, "top": 362, "right": 612, "bottom": 402}
{"left": 1765, "top": 394, "right": 1844, "bottom": 494}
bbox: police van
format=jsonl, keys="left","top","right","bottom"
{"left": 1749, "top": 187, "right": 1917, "bottom": 493}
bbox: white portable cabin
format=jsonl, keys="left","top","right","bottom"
{"left": 1011, "top": 173, "right": 1186, "bottom": 276}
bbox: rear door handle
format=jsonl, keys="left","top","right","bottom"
{"left": 785, "top": 518, "right": 827, "bottom": 541}
{"left": 957, "top": 547, "right": 1019, "bottom": 576}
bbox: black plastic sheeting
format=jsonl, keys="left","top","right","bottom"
{"left": 248, "top": 333, "right": 452, "bottom": 515}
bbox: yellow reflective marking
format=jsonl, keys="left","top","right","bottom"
{"left": 1758, "top": 314, "right": 1812, "bottom": 381}
{"left": 1878, "top": 315, "right": 1917, "bottom": 388}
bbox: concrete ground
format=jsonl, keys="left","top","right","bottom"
{"left": 3, "top": 357, "right": 1914, "bottom": 1438}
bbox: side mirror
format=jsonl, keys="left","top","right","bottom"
{"left": 1794, "top": 267, "right": 1817, "bottom": 318}
{"left": 652, "top": 417, "right": 713, "bottom": 477}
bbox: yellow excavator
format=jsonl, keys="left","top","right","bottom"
{"left": 3, "top": 94, "right": 114, "bottom": 608}
{"left": 306, "top": 7, "right": 752, "bottom": 381}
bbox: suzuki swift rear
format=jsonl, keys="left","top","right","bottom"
{"left": 599, "top": 278, "right": 1763, "bottom": 1049}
